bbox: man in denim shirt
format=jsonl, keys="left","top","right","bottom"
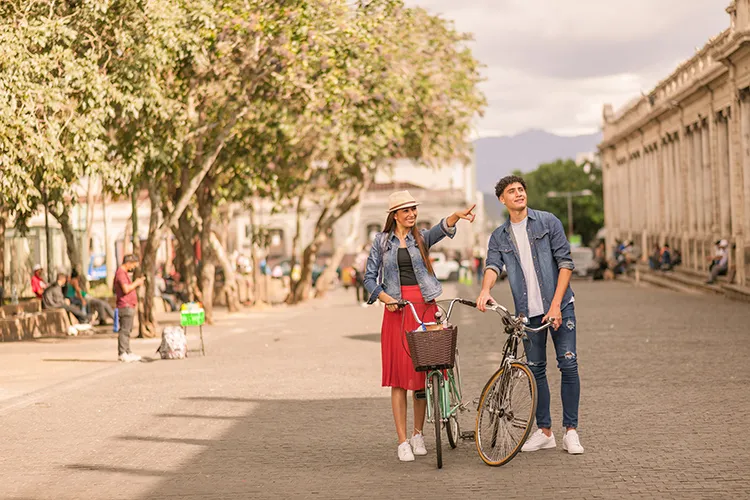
{"left": 476, "top": 175, "right": 584, "bottom": 455}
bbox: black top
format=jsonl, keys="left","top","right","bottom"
{"left": 398, "top": 248, "right": 418, "bottom": 286}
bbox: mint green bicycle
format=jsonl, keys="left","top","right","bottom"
{"left": 398, "top": 298, "right": 476, "bottom": 469}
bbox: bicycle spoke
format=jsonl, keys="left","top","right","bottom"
{"left": 477, "top": 364, "right": 536, "bottom": 466}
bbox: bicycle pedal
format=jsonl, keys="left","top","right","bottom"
{"left": 414, "top": 390, "right": 426, "bottom": 400}
{"left": 460, "top": 431, "right": 475, "bottom": 440}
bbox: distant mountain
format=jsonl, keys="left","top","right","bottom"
{"left": 474, "top": 129, "right": 602, "bottom": 196}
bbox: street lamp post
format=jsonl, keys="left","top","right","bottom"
{"left": 546, "top": 189, "right": 593, "bottom": 237}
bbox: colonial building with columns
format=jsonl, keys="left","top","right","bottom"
{"left": 599, "top": 1, "right": 750, "bottom": 288}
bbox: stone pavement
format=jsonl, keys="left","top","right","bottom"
{"left": 0, "top": 280, "right": 749, "bottom": 499}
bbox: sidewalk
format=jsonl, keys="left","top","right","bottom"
{"left": 0, "top": 299, "right": 318, "bottom": 412}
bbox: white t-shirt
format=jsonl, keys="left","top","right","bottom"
{"left": 511, "top": 218, "right": 545, "bottom": 317}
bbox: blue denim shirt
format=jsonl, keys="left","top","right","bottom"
{"left": 485, "top": 208, "right": 575, "bottom": 317}
{"left": 363, "top": 219, "right": 456, "bottom": 304}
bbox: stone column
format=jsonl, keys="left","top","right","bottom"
{"left": 741, "top": 93, "right": 750, "bottom": 285}
{"left": 717, "top": 111, "right": 732, "bottom": 237}
{"left": 694, "top": 126, "right": 705, "bottom": 237}
{"left": 662, "top": 134, "right": 674, "bottom": 236}
{"left": 730, "top": 99, "right": 747, "bottom": 286}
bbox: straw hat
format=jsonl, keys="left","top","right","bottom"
{"left": 386, "top": 190, "right": 420, "bottom": 213}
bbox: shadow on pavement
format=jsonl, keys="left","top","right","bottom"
{"left": 67, "top": 396, "right": 494, "bottom": 499}
{"left": 64, "top": 464, "right": 172, "bottom": 478}
{"left": 154, "top": 413, "right": 246, "bottom": 421}
{"left": 345, "top": 333, "right": 381, "bottom": 343}
{"left": 42, "top": 358, "right": 118, "bottom": 363}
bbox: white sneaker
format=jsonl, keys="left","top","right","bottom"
{"left": 128, "top": 353, "right": 142, "bottom": 362}
{"left": 409, "top": 432, "right": 427, "bottom": 456}
{"left": 397, "top": 441, "right": 415, "bottom": 462}
{"left": 118, "top": 353, "right": 134, "bottom": 362}
{"left": 521, "top": 429, "right": 556, "bottom": 452}
{"left": 562, "top": 429, "right": 584, "bottom": 454}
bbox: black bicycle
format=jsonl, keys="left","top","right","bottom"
{"left": 463, "top": 300, "right": 552, "bottom": 466}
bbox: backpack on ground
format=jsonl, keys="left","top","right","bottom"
{"left": 158, "top": 326, "right": 188, "bottom": 359}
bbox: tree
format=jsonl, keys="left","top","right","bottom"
{"left": 0, "top": 2, "right": 115, "bottom": 289}
{"left": 514, "top": 159, "right": 604, "bottom": 246}
{"left": 286, "top": 0, "right": 486, "bottom": 303}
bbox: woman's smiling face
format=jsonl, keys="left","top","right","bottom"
{"left": 394, "top": 206, "right": 418, "bottom": 229}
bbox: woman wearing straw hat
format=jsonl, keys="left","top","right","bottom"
{"left": 363, "top": 190, "right": 475, "bottom": 462}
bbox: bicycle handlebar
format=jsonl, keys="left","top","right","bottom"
{"left": 389, "top": 298, "right": 553, "bottom": 333}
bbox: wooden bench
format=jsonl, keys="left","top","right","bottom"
{"left": 0, "top": 308, "right": 71, "bottom": 342}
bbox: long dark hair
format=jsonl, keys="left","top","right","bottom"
{"left": 383, "top": 211, "right": 435, "bottom": 275}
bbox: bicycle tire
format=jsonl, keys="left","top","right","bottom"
{"left": 475, "top": 362, "right": 537, "bottom": 467}
{"left": 432, "top": 372, "right": 443, "bottom": 469}
{"left": 446, "top": 369, "right": 460, "bottom": 449}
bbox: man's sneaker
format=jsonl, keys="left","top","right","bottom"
{"left": 397, "top": 441, "right": 415, "bottom": 462}
{"left": 409, "top": 432, "right": 427, "bottom": 456}
{"left": 521, "top": 429, "right": 556, "bottom": 452}
{"left": 128, "top": 353, "right": 142, "bottom": 362}
{"left": 118, "top": 353, "right": 134, "bottom": 362}
{"left": 562, "top": 429, "right": 584, "bottom": 454}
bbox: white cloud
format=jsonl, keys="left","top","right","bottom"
{"left": 405, "top": 0, "right": 729, "bottom": 136}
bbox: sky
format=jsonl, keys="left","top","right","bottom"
{"left": 405, "top": 0, "right": 729, "bottom": 138}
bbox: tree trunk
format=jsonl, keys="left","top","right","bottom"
{"left": 289, "top": 237, "right": 322, "bottom": 303}
{"left": 138, "top": 183, "right": 162, "bottom": 338}
{"left": 173, "top": 211, "right": 199, "bottom": 302}
{"left": 52, "top": 204, "right": 87, "bottom": 290}
{"left": 82, "top": 176, "right": 96, "bottom": 291}
{"left": 287, "top": 193, "right": 305, "bottom": 291}
{"left": 197, "top": 176, "right": 215, "bottom": 324}
{"left": 0, "top": 208, "right": 6, "bottom": 303}
{"left": 288, "top": 172, "right": 371, "bottom": 304}
{"left": 248, "top": 196, "right": 264, "bottom": 305}
{"left": 315, "top": 200, "right": 364, "bottom": 297}
{"left": 210, "top": 232, "right": 241, "bottom": 312}
{"left": 102, "top": 193, "right": 116, "bottom": 289}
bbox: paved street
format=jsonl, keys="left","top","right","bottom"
{"left": 1, "top": 280, "right": 749, "bottom": 499}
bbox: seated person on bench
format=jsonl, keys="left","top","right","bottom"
{"left": 43, "top": 273, "right": 90, "bottom": 324}
{"left": 65, "top": 270, "right": 115, "bottom": 325}
{"left": 706, "top": 239, "right": 729, "bottom": 284}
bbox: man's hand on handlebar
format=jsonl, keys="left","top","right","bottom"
{"left": 476, "top": 289, "right": 495, "bottom": 312}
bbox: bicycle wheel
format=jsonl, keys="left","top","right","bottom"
{"left": 431, "top": 372, "right": 443, "bottom": 469}
{"left": 445, "top": 369, "right": 460, "bottom": 449}
{"left": 475, "top": 362, "right": 536, "bottom": 466}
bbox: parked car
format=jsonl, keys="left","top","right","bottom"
{"left": 430, "top": 252, "right": 460, "bottom": 281}
{"left": 571, "top": 247, "right": 596, "bottom": 278}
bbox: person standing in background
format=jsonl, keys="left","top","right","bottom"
{"left": 114, "top": 255, "right": 145, "bottom": 362}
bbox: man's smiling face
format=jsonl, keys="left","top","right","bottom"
{"left": 500, "top": 182, "right": 527, "bottom": 211}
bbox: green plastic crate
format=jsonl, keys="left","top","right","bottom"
{"left": 180, "top": 310, "right": 205, "bottom": 326}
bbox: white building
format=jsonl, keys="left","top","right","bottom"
{"left": 227, "top": 158, "right": 487, "bottom": 265}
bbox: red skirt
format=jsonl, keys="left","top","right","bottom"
{"left": 381, "top": 285, "right": 438, "bottom": 391}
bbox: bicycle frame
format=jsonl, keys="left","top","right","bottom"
{"left": 395, "top": 298, "right": 469, "bottom": 428}
{"left": 424, "top": 366, "right": 461, "bottom": 425}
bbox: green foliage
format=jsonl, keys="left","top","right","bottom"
{"left": 0, "top": 0, "right": 485, "bottom": 276}
{"left": 514, "top": 159, "right": 604, "bottom": 246}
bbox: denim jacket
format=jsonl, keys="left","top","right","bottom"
{"left": 363, "top": 219, "right": 456, "bottom": 304}
{"left": 485, "top": 208, "right": 575, "bottom": 317}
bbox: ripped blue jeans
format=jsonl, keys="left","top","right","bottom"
{"left": 523, "top": 303, "right": 580, "bottom": 429}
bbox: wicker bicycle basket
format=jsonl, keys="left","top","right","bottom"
{"left": 405, "top": 326, "right": 458, "bottom": 372}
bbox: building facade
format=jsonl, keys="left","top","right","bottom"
{"left": 600, "top": 1, "right": 750, "bottom": 287}
{"left": 228, "top": 158, "right": 488, "bottom": 265}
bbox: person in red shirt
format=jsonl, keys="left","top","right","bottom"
{"left": 113, "top": 254, "right": 145, "bottom": 362}
{"left": 31, "top": 264, "right": 47, "bottom": 299}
